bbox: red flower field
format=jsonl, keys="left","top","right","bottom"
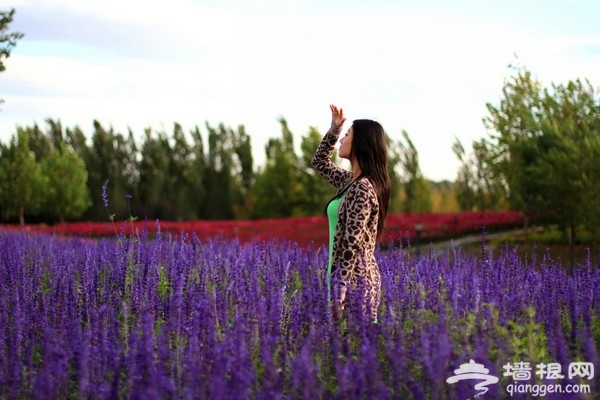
{"left": 2, "top": 211, "right": 524, "bottom": 246}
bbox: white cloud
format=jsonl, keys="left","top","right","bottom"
{"left": 2, "top": 0, "right": 600, "bottom": 181}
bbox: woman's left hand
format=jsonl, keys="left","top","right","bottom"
{"left": 330, "top": 104, "right": 346, "bottom": 129}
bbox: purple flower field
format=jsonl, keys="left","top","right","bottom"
{"left": 1, "top": 230, "right": 599, "bottom": 399}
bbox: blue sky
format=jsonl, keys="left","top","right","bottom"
{"left": 2, "top": 0, "right": 600, "bottom": 181}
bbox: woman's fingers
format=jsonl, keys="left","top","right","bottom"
{"left": 330, "top": 104, "right": 343, "bottom": 118}
{"left": 330, "top": 104, "right": 346, "bottom": 128}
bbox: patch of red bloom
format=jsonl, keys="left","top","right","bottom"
{"left": 2, "top": 211, "right": 524, "bottom": 247}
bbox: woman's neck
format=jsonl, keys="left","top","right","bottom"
{"left": 352, "top": 164, "right": 362, "bottom": 180}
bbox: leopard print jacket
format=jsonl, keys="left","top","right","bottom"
{"left": 311, "top": 122, "right": 382, "bottom": 321}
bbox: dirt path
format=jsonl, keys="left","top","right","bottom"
{"left": 427, "top": 225, "right": 555, "bottom": 250}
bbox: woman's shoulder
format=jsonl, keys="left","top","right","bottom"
{"left": 347, "top": 176, "right": 377, "bottom": 198}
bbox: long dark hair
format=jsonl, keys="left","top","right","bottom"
{"left": 349, "top": 119, "right": 391, "bottom": 239}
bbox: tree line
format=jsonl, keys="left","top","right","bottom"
{"left": 6, "top": 6, "right": 600, "bottom": 241}
{"left": 4, "top": 65, "right": 599, "bottom": 234}
{"left": 0, "top": 119, "right": 439, "bottom": 224}
{"left": 454, "top": 66, "right": 600, "bottom": 243}
{"left": 0, "top": 7, "right": 441, "bottom": 225}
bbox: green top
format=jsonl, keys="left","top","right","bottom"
{"left": 326, "top": 192, "right": 345, "bottom": 302}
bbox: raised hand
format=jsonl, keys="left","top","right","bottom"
{"left": 330, "top": 104, "right": 346, "bottom": 129}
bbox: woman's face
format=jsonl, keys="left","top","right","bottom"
{"left": 338, "top": 126, "right": 353, "bottom": 159}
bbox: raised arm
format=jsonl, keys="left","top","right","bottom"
{"left": 311, "top": 105, "right": 353, "bottom": 189}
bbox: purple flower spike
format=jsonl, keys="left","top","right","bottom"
{"left": 101, "top": 180, "right": 109, "bottom": 208}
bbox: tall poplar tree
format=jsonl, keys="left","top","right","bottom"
{"left": 251, "top": 118, "right": 302, "bottom": 218}
{"left": 93, "top": 122, "right": 138, "bottom": 219}
{"left": 233, "top": 125, "right": 254, "bottom": 218}
{"left": 202, "top": 123, "right": 238, "bottom": 220}
{"left": 168, "top": 123, "right": 196, "bottom": 220}
{"left": 0, "top": 132, "right": 44, "bottom": 224}
{"left": 138, "top": 128, "right": 171, "bottom": 219}
{"left": 40, "top": 143, "right": 91, "bottom": 222}
{"left": 189, "top": 126, "right": 207, "bottom": 219}
{"left": 452, "top": 137, "right": 507, "bottom": 211}
{"left": 466, "top": 67, "right": 600, "bottom": 247}
{"left": 397, "top": 130, "right": 432, "bottom": 213}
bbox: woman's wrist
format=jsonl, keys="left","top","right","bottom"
{"left": 330, "top": 120, "right": 343, "bottom": 132}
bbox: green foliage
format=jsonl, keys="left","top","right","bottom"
{"left": 0, "top": 7, "right": 23, "bottom": 107}
{"left": 296, "top": 127, "right": 336, "bottom": 216}
{"left": 592, "top": 315, "right": 600, "bottom": 352}
{"left": 0, "top": 8, "right": 24, "bottom": 70}
{"left": 201, "top": 123, "right": 246, "bottom": 220}
{"left": 251, "top": 118, "right": 304, "bottom": 218}
{"left": 40, "top": 143, "right": 91, "bottom": 222}
{"left": 168, "top": 123, "right": 197, "bottom": 218}
{"left": 386, "top": 133, "right": 404, "bottom": 213}
{"left": 157, "top": 266, "right": 172, "bottom": 300}
{"left": 504, "top": 307, "right": 549, "bottom": 363}
{"left": 138, "top": 128, "right": 175, "bottom": 218}
{"left": 449, "top": 303, "right": 550, "bottom": 378}
{"left": 452, "top": 138, "right": 507, "bottom": 211}
{"left": 1, "top": 113, "right": 435, "bottom": 222}
{"left": 90, "top": 121, "right": 139, "bottom": 221}
{"left": 458, "top": 67, "right": 600, "bottom": 245}
{"left": 0, "top": 131, "right": 45, "bottom": 224}
{"left": 396, "top": 130, "right": 432, "bottom": 213}
{"left": 233, "top": 125, "right": 254, "bottom": 218}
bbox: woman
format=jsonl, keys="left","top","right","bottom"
{"left": 312, "top": 104, "right": 390, "bottom": 322}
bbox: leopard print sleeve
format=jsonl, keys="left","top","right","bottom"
{"left": 311, "top": 122, "right": 353, "bottom": 189}
{"left": 337, "top": 179, "right": 379, "bottom": 277}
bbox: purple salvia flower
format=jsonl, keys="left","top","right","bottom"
{"left": 2, "top": 228, "right": 600, "bottom": 398}
{"left": 101, "top": 179, "right": 109, "bottom": 208}
{"left": 155, "top": 219, "right": 161, "bottom": 240}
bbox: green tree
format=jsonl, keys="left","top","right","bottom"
{"left": 397, "top": 130, "right": 432, "bottom": 213}
{"left": 0, "top": 131, "right": 45, "bottom": 224}
{"left": 168, "top": 123, "right": 197, "bottom": 220}
{"left": 85, "top": 121, "right": 138, "bottom": 220}
{"left": 452, "top": 137, "right": 507, "bottom": 211}
{"left": 580, "top": 119, "right": 600, "bottom": 242}
{"left": 65, "top": 124, "right": 105, "bottom": 220}
{"left": 232, "top": 125, "right": 254, "bottom": 218}
{"left": 40, "top": 143, "right": 91, "bottom": 222}
{"left": 202, "top": 123, "right": 242, "bottom": 220}
{"left": 481, "top": 68, "right": 600, "bottom": 247}
{"left": 0, "top": 8, "right": 25, "bottom": 72}
{"left": 22, "top": 123, "right": 52, "bottom": 160}
{"left": 296, "top": 126, "right": 336, "bottom": 216}
{"left": 189, "top": 125, "right": 207, "bottom": 219}
{"left": 452, "top": 138, "right": 477, "bottom": 211}
{"left": 0, "top": 8, "right": 23, "bottom": 70}
{"left": 0, "top": 8, "right": 24, "bottom": 105}
{"left": 386, "top": 133, "right": 404, "bottom": 213}
{"left": 138, "top": 128, "right": 171, "bottom": 219}
{"left": 483, "top": 69, "right": 544, "bottom": 214}
{"left": 251, "top": 118, "right": 302, "bottom": 218}
{"left": 520, "top": 80, "right": 600, "bottom": 242}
